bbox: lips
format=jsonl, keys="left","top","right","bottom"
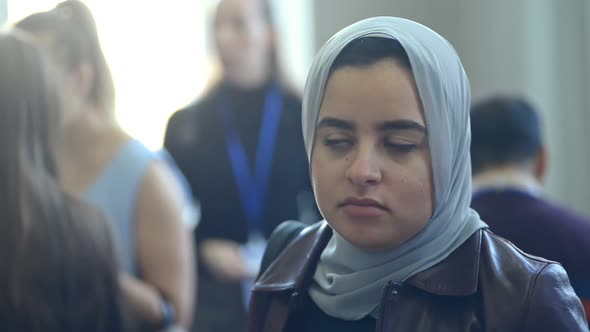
{"left": 339, "top": 197, "right": 388, "bottom": 218}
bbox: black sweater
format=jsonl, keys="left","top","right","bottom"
{"left": 164, "top": 81, "right": 317, "bottom": 244}
{"left": 291, "top": 295, "right": 376, "bottom": 332}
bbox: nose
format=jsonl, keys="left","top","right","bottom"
{"left": 345, "top": 142, "right": 382, "bottom": 187}
{"left": 215, "top": 23, "right": 232, "bottom": 49}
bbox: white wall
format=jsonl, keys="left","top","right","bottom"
{"left": 273, "top": 0, "right": 314, "bottom": 90}
{"left": 313, "top": 0, "right": 590, "bottom": 215}
{"left": 544, "top": 0, "right": 590, "bottom": 214}
{"left": 0, "top": 0, "right": 7, "bottom": 26}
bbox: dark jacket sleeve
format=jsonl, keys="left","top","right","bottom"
{"left": 163, "top": 105, "right": 225, "bottom": 243}
{"left": 523, "top": 263, "right": 589, "bottom": 331}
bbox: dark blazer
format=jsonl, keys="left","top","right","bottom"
{"left": 249, "top": 222, "right": 589, "bottom": 332}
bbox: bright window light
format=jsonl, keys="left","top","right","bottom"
{"left": 7, "top": 0, "right": 209, "bottom": 150}
{"left": 7, "top": 0, "right": 312, "bottom": 150}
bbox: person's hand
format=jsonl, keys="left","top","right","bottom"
{"left": 118, "top": 273, "right": 163, "bottom": 329}
{"left": 200, "top": 239, "right": 251, "bottom": 282}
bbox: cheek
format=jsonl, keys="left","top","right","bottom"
{"left": 310, "top": 157, "right": 328, "bottom": 196}
{"left": 310, "top": 153, "right": 340, "bottom": 208}
{"left": 413, "top": 178, "right": 433, "bottom": 214}
{"left": 391, "top": 163, "right": 434, "bottom": 217}
{"left": 215, "top": 25, "right": 243, "bottom": 54}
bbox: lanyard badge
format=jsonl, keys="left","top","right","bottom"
{"left": 217, "top": 84, "right": 283, "bottom": 235}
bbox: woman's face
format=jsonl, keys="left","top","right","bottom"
{"left": 213, "top": 0, "right": 273, "bottom": 86}
{"left": 311, "top": 59, "right": 434, "bottom": 252}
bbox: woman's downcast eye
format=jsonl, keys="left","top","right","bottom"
{"left": 322, "top": 137, "right": 418, "bottom": 154}
{"left": 323, "top": 137, "right": 354, "bottom": 150}
{"left": 384, "top": 142, "right": 417, "bottom": 153}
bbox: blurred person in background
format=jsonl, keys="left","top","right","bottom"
{"left": 16, "top": 1, "right": 195, "bottom": 330}
{"left": 470, "top": 96, "right": 590, "bottom": 320}
{"left": 164, "top": 0, "right": 318, "bottom": 330}
{"left": 0, "top": 31, "right": 127, "bottom": 332}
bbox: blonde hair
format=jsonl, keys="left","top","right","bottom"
{"left": 17, "top": 0, "right": 116, "bottom": 114}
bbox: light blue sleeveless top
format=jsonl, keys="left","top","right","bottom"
{"left": 84, "top": 140, "right": 154, "bottom": 275}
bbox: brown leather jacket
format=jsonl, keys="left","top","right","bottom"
{"left": 249, "top": 222, "right": 589, "bottom": 331}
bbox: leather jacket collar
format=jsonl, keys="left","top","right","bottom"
{"left": 253, "top": 221, "right": 482, "bottom": 296}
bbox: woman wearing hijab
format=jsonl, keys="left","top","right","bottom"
{"left": 248, "top": 17, "right": 589, "bottom": 331}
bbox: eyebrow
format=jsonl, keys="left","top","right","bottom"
{"left": 316, "top": 117, "right": 427, "bottom": 134}
{"left": 316, "top": 117, "right": 355, "bottom": 131}
{"left": 376, "top": 120, "right": 427, "bottom": 134}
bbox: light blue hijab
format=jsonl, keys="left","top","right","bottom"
{"left": 303, "top": 17, "right": 488, "bottom": 320}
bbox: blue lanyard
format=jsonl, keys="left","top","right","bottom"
{"left": 217, "top": 84, "right": 283, "bottom": 233}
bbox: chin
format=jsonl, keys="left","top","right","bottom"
{"left": 354, "top": 237, "right": 397, "bottom": 252}
{"left": 334, "top": 219, "right": 396, "bottom": 252}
